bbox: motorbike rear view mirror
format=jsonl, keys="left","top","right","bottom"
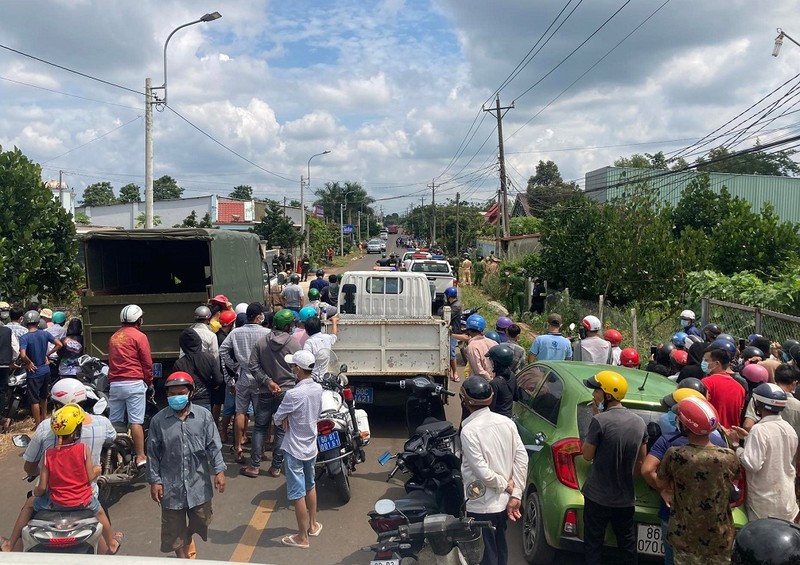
{"left": 93, "top": 397, "right": 108, "bottom": 415}
{"left": 569, "top": 323, "right": 576, "bottom": 332}
{"left": 374, "top": 499, "right": 396, "bottom": 515}
{"left": 339, "top": 364, "right": 348, "bottom": 374}
{"left": 12, "top": 434, "right": 30, "bottom": 448}
{"left": 466, "top": 480, "right": 486, "bottom": 500}
{"left": 77, "top": 354, "right": 92, "bottom": 366}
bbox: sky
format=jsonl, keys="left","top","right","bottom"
{"left": 2, "top": 0, "right": 800, "bottom": 215}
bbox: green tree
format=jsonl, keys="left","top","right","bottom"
{"left": 671, "top": 173, "right": 750, "bottom": 236}
{"left": 307, "top": 217, "right": 339, "bottom": 259}
{"left": 80, "top": 181, "right": 116, "bottom": 207}
{"left": 118, "top": 183, "right": 141, "bottom": 203}
{"left": 314, "top": 181, "right": 374, "bottom": 223}
{"left": 74, "top": 212, "right": 91, "bottom": 225}
{"left": 135, "top": 213, "right": 161, "bottom": 228}
{"left": 252, "top": 201, "right": 300, "bottom": 249}
{"left": 199, "top": 212, "right": 213, "bottom": 228}
{"left": 153, "top": 175, "right": 183, "bottom": 201}
{"left": 509, "top": 216, "right": 543, "bottom": 235}
{"left": 229, "top": 185, "right": 253, "bottom": 200}
{"left": 0, "top": 147, "right": 83, "bottom": 301}
{"left": 525, "top": 160, "right": 580, "bottom": 218}
{"left": 614, "top": 151, "right": 688, "bottom": 171}
{"left": 696, "top": 145, "right": 800, "bottom": 176}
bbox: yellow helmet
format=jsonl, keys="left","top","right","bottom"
{"left": 584, "top": 370, "right": 628, "bottom": 401}
{"left": 661, "top": 387, "right": 705, "bottom": 411}
{"left": 51, "top": 404, "right": 86, "bottom": 437}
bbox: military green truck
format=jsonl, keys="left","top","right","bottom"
{"left": 80, "top": 228, "right": 266, "bottom": 371}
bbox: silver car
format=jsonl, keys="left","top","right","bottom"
{"left": 367, "top": 239, "right": 382, "bottom": 253}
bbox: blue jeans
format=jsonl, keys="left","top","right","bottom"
{"left": 661, "top": 518, "right": 673, "bottom": 565}
{"left": 251, "top": 392, "right": 285, "bottom": 470}
{"left": 284, "top": 451, "right": 316, "bottom": 501}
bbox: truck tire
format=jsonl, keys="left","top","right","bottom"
{"left": 335, "top": 459, "right": 352, "bottom": 503}
{"left": 523, "top": 490, "right": 555, "bottom": 564}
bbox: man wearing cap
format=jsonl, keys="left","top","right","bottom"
{"left": 309, "top": 270, "right": 329, "bottom": 294}
{"left": 219, "top": 303, "right": 270, "bottom": 463}
{"left": 274, "top": 350, "right": 323, "bottom": 549}
{"left": 528, "top": 314, "right": 572, "bottom": 364}
{"left": 679, "top": 309, "right": 702, "bottom": 339}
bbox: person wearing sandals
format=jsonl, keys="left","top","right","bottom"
{"left": 273, "top": 350, "right": 323, "bottom": 549}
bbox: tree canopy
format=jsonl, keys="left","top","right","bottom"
{"left": 696, "top": 145, "right": 800, "bottom": 176}
{"left": 153, "top": 175, "right": 183, "bottom": 201}
{"left": 229, "top": 185, "right": 253, "bottom": 200}
{"left": 525, "top": 160, "right": 580, "bottom": 218}
{"left": 118, "top": 183, "right": 141, "bottom": 203}
{"left": 80, "top": 181, "right": 116, "bottom": 207}
{"left": 314, "top": 181, "right": 374, "bottom": 224}
{"left": 252, "top": 201, "right": 300, "bottom": 250}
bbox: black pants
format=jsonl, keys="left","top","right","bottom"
{"left": 0, "top": 366, "right": 8, "bottom": 419}
{"left": 467, "top": 510, "right": 508, "bottom": 565}
{"left": 583, "top": 498, "right": 637, "bottom": 565}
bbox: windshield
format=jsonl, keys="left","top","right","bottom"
{"left": 577, "top": 404, "right": 666, "bottom": 448}
{"left": 368, "top": 240, "right": 381, "bottom": 245}
{"left": 411, "top": 262, "right": 450, "bottom": 274}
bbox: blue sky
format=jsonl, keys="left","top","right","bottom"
{"left": 2, "top": 0, "right": 800, "bottom": 214}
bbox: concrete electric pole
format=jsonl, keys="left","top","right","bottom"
{"left": 483, "top": 95, "right": 514, "bottom": 257}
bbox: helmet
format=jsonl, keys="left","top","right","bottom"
{"left": 298, "top": 306, "right": 318, "bottom": 322}
{"left": 709, "top": 339, "right": 737, "bottom": 357}
{"left": 679, "top": 309, "right": 696, "bottom": 321}
{"left": 459, "top": 376, "right": 493, "bottom": 407}
{"left": 676, "top": 396, "right": 719, "bottom": 435}
{"left": 194, "top": 305, "right": 212, "bottom": 321}
{"left": 308, "top": 288, "right": 320, "bottom": 301}
{"left": 444, "top": 287, "right": 458, "bottom": 299}
{"left": 165, "top": 371, "right": 195, "bottom": 390}
{"left": 661, "top": 387, "right": 705, "bottom": 410}
{"left": 604, "top": 329, "right": 622, "bottom": 347}
{"left": 486, "top": 344, "right": 514, "bottom": 369}
{"left": 51, "top": 404, "right": 86, "bottom": 437}
{"left": 465, "top": 314, "right": 486, "bottom": 332}
{"left": 685, "top": 334, "right": 703, "bottom": 346}
{"left": 274, "top": 309, "right": 296, "bottom": 331}
{"left": 381, "top": 253, "right": 387, "bottom": 258}
{"left": 671, "top": 331, "right": 688, "bottom": 348}
{"left": 290, "top": 274, "right": 301, "bottom": 283}
{"left": 210, "top": 294, "right": 229, "bottom": 307}
{"left": 752, "top": 383, "right": 787, "bottom": 413}
{"left": 496, "top": 316, "right": 512, "bottom": 330}
{"left": 485, "top": 330, "right": 501, "bottom": 342}
{"left": 23, "top": 310, "right": 41, "bottom": 325}
{"left": 51, "top": 378, "right": 87, "bottom": 406}
{"left": 782, "top": 339, "right": 800, "bottom": 362}
{"left": 741, "top": 363, "right": 769, "bottom": 385}
{"left": 620, "top": 348, "right": 640, "bottom": 368}
{"left": 717, "top": 333, "right": 735, "bottom": 343}
{"left": 741, "top": 345, "right": 765, "bottom": 361}
{"left": 584, "top": 370, "right": 628, "bottom": 401}
{"left": 656, "top": 342, "right": 675, "bottom": 365}
{"left": 677, "top": 377, "right": 708, "bottom": 398}
{"left": 731, "top": 517, "right": 800, "bottom": 565}
{"left": 316, "top": 269, "right": 324, "bottom": 277}
{"left": 120, "top": 304, "right": 143, "bottom": 323}
{"left": 702, "top": 324, "right": 722, "bottom": 340}
{"left": 235, "top": 303, "right": 248, "bottom": 315}
{"left": 790, "top": 344, "right": 800, "bottom": 366}
{"left": 52, "top": 311, "right": 67, "bottom": 325}
{"left": 40, "top": 308, "right": 53, "bottom": 319}
{"left": 219, "top": 310, "right": 237, "bottom": 326}
{"left": 582, "top": 315, "right": 601, "bottom": 332}
{"left": 0, "top": 301, "right": 8, "bottom": 309}
{"left": 747, "top": 333, "right": 763, "bottom": 344}
{"left": 670, "top": 349, "right": 689, "bottom": 366}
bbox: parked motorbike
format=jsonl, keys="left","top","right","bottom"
{"left": 4, "top": 360, "right": 27, "bottom": 424}
{"left": 387, "top": 376, "right": 455, "bottom": 437}
{"left": 315, "top": 360, "right": 371, "bottom": 503}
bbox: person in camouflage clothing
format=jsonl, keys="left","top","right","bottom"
{"left": 657, "top": 397, "right": 739, "bottom": 565}
{"left": 473, "top": 257, "right": 485, "bottom": 287}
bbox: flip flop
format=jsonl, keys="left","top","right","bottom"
{"left": 239, "top": 466, "right": 259, "bottom": 478}
{"left": 234, "top": 450, "right": 246, "bottom": 465}
{"left": 135, "top": 458, "right": 147, "bottom": 469}
{"left": 0, "top": 418, "right": 11, "bottom": 434}
{"left": 308, "top": 523, "right": 323, "bottom": 537}
{"left": 108, "top": 532, "right": 124, "bottom": 555}
{"left": 267, "top": 467, "right": 281, "bottom": 478}
{"left": 1, "top": 536, "right": 13, "bottom": 552}
{"left": 281, "top": 534, "right": 309, "bottom": 549}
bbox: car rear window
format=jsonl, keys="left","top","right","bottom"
{"left": 366, "top": 276, "right": 403, "bottom": 294}
{"left": 577, "top": 404, "right": 667, "bottom": 447}
{"left": 411, "top": 262, "right": 450, "bottom": 273}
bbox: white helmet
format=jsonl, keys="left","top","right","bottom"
{"left": 120, "top": 304, "right": 144, "bottom": 323}
{"left": 235, "top": 302, "right": 248, "bottom": 315}
{"left": 51, "top": 378, "right": 87, "bottom": 405}
{"left": 582, "top": 315, "right": 601, "bottom": 332}
{"left": 680, "top": 309, "right": 696, "bottom": 320}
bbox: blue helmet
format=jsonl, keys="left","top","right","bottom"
{"left": 716, "top": 333, "right": 735, "bottom": 344}
{"left": 747, "top": 333, "right": 763, "bottom": 344}
{"left": 298, "top": 306, "right": 318, "bottom": 322}
{"left": 672, "top": 331, "right": 688, "bottom": 348}
{"left": 444, "top": 287, "right": 458, "bottom": 299}
{"left": 465, "top": 314, "right": 486, "bottom": 332}
{"left": 485, "top": 330, "right": 501, "bottom": 342}
{"left": 709, "top": 338, "right": 737, "bottom": 357}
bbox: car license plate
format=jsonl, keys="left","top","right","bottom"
{"left": 370, "top": 560, "right": 399, "bottom": 565}
{"left": 355, "top": 386, "right": 373, "bottom": 404}
{"left": 317, "top": 432, "right": 341, "bottom": 451}
{"left": 636, "top": 523, "right": 665, "bottom": 556}
{"left": 152, "top": 363, "right": 163, "bottom": 379}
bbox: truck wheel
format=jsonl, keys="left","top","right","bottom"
{"left": 335, "top": 459, "right": 352, "bottom": 503}
{"left": 523, "top": 490, "right": 555, "bottom": 564}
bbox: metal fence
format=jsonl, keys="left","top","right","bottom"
{"left": 701, "top": 298, "right": 800, "bottom": 343}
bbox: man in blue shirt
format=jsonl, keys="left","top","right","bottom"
{"left": 528, "top": 314, "right": 572, "bottom": 363}
{"left": 19, "top": 310, "right": 61, "bottom": 428}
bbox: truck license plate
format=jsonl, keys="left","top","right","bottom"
{"left": 370, "top": 560, "right": 399, "bottom": 565}
{"left": 355, "top": 386, "right": 373, "bottom": 404}
{"left": 636, "top": 524, "right": 665, "bottom": 556}
{"left": 152, "top": 363, "right": 163, "bottom": 379}
{"left": 317, "top": 432, "right": 341, "bottom": 451}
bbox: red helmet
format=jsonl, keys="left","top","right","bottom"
{"left": 676, "top": 396, "right": 719, "bottom": 435}
{"left": 209, "top": 294, "right": 229, "bottom": 307}
{"left": 670, "top": 349, "right": 689, "bottom": 366}
{"left": 620, "top": 348, "right": 640, "bottom": 368}
{"left": 165, "top": 371, "right": 194, "bottom": 390}
{"left": 604, "top": 329, "right": 622, "bottom": 347}
{"left": 219, "top": 310, "right": 237, "bottom": 326}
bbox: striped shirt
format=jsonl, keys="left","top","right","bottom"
{"left": 219, "top": 323, "right": 271, "bottom": 386}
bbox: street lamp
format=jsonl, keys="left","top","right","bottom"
{"left": 340, "top": 189, "right": 353, "bottom": 257}
{"left": 773, "top": 28, "right": 800, "bottom": 57}
{"left": 144, "top": 12, "right": 222, "bottom": 229}
{"left": 302, "top": 150, "right": 330, "bottom": 255}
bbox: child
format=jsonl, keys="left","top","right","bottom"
{"left": 33, "top": 404, "right": 121, "bottom": 555}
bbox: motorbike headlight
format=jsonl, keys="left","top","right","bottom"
{"left": 8, "top": 375, "right": 21, "bottom": 386}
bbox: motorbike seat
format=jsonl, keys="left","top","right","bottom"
{"left": 414, "top": 419, "right": 454, "bottom": 439}
{"left": 112, "top": 422, "right": 128, "bottom": 434}
{"left": 32, "top": 509, "right": 96, "bottom": 522}
{"left": 391, "top": 490, "right": 439, "bottom": 519}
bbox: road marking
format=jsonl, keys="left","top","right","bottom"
{"left": 230, "top": 498, "right": 276, "bottom": 563}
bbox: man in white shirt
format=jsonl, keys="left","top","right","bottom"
{"left": 303, "top": 316, "right": 338, "bottom": 378}
{"left": 188, "top": 306, "right": 219, "bottom": 359}
{"left": 580, "top": 315, "right": 612, "bottom": 364}
{"left": 459, "top": 376, "right": 527, "bottom": 565}
{"left": 725, "top": 383, "right": 799, "bottom": 522}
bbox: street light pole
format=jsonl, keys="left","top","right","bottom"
{"left": 144, "top": 11, "right": 221, "bottom": 229}
{"left": 773, "top": 28, "right": 800, "bottom": 57}
{"left": 303, "top": 150, "right": 330, "bottom": 256}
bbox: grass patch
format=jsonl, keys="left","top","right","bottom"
{"left": 458, "top": 286, "right": 536, "bottom": 350}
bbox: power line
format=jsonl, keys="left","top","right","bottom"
{"left": 0, "top": 43, "right": 144, "bottom": 96}
{"left": 40, "top": 115, "right": 143, "bottom": 164}
{"left": 0, "top": 76, "right": 141, "bottom": 111}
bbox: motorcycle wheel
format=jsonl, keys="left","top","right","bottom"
{"left": 334, "top": 459, "right": 351, "bottom": 503}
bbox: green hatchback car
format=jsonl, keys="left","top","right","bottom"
{"left": 512, "top": 361, "right": 748, "bottom": 563}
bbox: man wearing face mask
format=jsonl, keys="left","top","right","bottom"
{"left": 581, "top": 371, "right": 647, "bottom": 565}
{"left": 678, "top": 309, "right": 702, "bottom": 339}
{"left": 701, "top": 348, "right": 745, "bottom": 429}
{"left": 147, "top": 372, "right": 226, "bottom": 560}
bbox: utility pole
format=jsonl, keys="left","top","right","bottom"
{"left": 144, "top": 77, "right": 154, "bottom": 229}
{"left": 429, "top": 178, "right": 436, "bottom": 245}
{"left": 340, "top": 202, "right": 345, "bottom": 257}
{"left": 358, "top": 209, "right": 361, "bottom": 243}
{"left": 299, "top": 175, "right": 305, "bottom": 254}
{"left": 483, "top": 95, "right": 514, "bottom": 256}
{"left": 455, "top": 192, "right": 460, "bottom": 255}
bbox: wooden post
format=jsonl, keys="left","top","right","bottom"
{"left": 631, "top": 308, "right": 638, "bottom": 350}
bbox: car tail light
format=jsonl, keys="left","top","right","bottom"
{"left": 552, "top": 438, "right": 581, "bottom": 490}
{"left": 342, "top": 387, "right": 354, "bottom": 401}
{"left": 452, "top": 278, "right": 458, "bottom": 287}
{"left": 730, "top": 470, "right": 746, "bottom": 508}
{"left": 317, "top": 419, "right": 336, "bottom": 435}
{"left": 563, "top": 509, "right": 578, "bottom": 535}
{"left": 369, "top": 515, "right": 407, "bottom": 533}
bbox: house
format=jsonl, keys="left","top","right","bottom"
{"left": 45, "top": 179, "right": 76, "bottom": 217}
